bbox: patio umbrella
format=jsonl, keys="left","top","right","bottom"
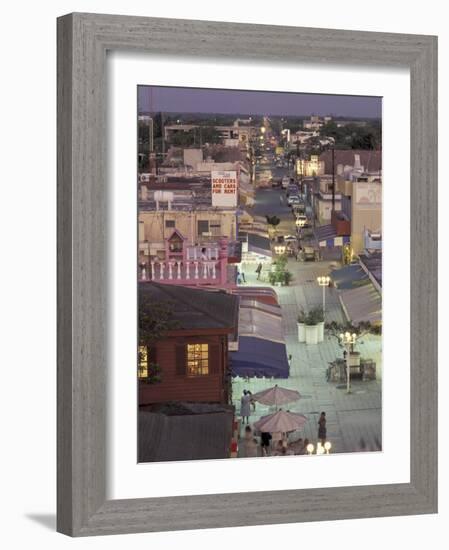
{"left": 252, "top": 385, "right": 301, "bottom": 408}
{"left": 254, "top": 410, "right": 307, "bottom": 433}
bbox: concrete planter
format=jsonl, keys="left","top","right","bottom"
{"left": 305, "top": 323, "right": 325, "bottom": 344}
{"left": 317, "top": 321, "right": 324, "bottom": 342}
{"left": 297, "top": 322, "right": 306, "bottom": 342}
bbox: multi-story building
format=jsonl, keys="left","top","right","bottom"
{"left": 164, "top": 122, "right": 259, "bottom": 145}
{"left": 303, "top": 115, "right": 324, "bottom": 130}
{"left": 139, "top": 228, "right": 233, "bottom": 287}
{"left": 296, "top": 154, "right": 325, "bottom": 177}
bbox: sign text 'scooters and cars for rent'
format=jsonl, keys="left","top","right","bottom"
{"left": 211, "top": 170, "right": 238, "bottom": 207}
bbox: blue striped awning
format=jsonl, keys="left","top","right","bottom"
{"left": 315, "top": 225, "right": 350, "bottom": 248}
{"left": 230, "top": 336, "right": 290, "bottom": 379}
{"left": 330, "top": 263, "right": 369, "bottom": 290}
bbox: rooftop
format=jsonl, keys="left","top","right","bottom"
{"left": 139, "top": 282, "right": 239, "bottom": 331}
{"left": 320, "top": 149, "right": 382, "bottom": 174}
{"left": 359, "top": 251, "right": 382, "bottom": 288}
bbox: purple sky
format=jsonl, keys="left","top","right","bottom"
{"left": 138, "top": 85, "right": 381, "bottom": 118}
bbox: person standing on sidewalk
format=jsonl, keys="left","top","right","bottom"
{"left": 255, "top": 262, "right": 263, "bottom": 280}
{"left": 318, "top": 411, "right": 327, "bottom": 444}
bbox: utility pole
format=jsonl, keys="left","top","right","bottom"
{"left": 161, "top": 112, "right": 165, "bottom": 157}
{"left": 331, "top": 146, "right": 335, "bottom": 212}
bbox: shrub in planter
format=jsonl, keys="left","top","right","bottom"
{"left": 282, "top": 270, "right": 293, "bottom": 286}
{"left": 305, "top": 307, "right": 324, "bottom": 325}
{"left": 308, "top": 307, "right": 324, "bottom": 343}
{"left": 297, "top": 309, "right": 306, "bottom": 342}
{"left": 268, "top": 257, "right": 292, "bottom": 286}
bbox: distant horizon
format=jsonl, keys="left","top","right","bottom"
{"left": 138, "top": 85, "right": 382, "bottom": 118}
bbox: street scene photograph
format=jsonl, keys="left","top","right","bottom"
{"left": 137, "top": 85, "right": 382, "bottom": 462}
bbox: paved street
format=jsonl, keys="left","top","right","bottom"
{"left": 233, "top": 180, "right": 382, "bottom": 456}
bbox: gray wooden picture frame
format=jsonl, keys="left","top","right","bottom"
{"left": 57, "top": 12, "right": 438, "bottom": 537}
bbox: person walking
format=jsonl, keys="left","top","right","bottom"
{"left": 260, "top": 431, "right": 272, "bottom": 456}
{"left": 240, "top": 390, "right": 251, "bottom": 425}
{"left": 246, "top": 389, "right": 256, "bottom": 412}
{"left": 318, "top": 411, "right": 327, "bottom": 444}
{"left": 255, "top": 262, "right": 263, "bottom": 280}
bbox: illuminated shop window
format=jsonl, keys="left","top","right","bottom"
{"left": 138, "top": 346, "right": 148, "bottom": 379}
{"left": 186, "top": 343, "right": 209, "bottom": 376}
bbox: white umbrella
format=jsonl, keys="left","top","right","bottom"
{"left": 254, "top": 410, "right": 307, "bottom": 433}
{"left": 252, "top": 385, "right": 301, "bottom": 408}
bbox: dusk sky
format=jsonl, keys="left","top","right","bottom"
{"left": 138, "top": 85, "right": 382, "bottom": 118}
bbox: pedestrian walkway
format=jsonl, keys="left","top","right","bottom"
{"left": 233, "top": 257, "right": 382, "bottom": 455}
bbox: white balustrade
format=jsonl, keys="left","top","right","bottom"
{"left": 150, "top": 262, "right": 155, "bottom": 280}
{"left": 212, "top": 262, "right": 216, "bottom": 279}
{"left": 160, "top": 263, "right": 165, "bottom": 280}
{"left": 141, "top": 267, "right": 147, "bottom": 281}
{"left": 186, "top": 262, "right": 190, "bottom": 279}
{"left": 203, "top": 262, "right": 207, "bottom": 278}
{"left": 168, "top": 262, "right": 173, "bottom": 280}
{"left": 194, "top": 262, "right": 199, "bottom": 279}
{"left": 177, "top": 262, "right": 181, "bottom": 279}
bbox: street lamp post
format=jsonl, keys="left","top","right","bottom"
{"left": 317, "top": 275, "right": 331, "bottom": 318}
{"left": 339, "top": 331, "right": 357, "bottom": 394}
{"left": 274, "top": 244, "right": 286, "bottom": 256}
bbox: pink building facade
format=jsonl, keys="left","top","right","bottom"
{"left": 139, "top": 230, "right": 233, "bottom": 287}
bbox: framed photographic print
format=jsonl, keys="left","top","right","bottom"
{"left": 57, "top": 13, "right": 437, "bottom": 536}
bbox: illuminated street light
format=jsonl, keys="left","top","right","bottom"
{"left": 274, "top": 245, "right": 286, "bottom": 255}
{"left": 339, "top": 331, "right": 358, "bottom": 394}
{"left": 306, "top": 441, "right": 332, "bottom": 455}
{"left": 317, "top": 275, "right": 331, "bottom": 318}
{"left": 295, "top": 218, "right": 306, "bottom": 228}
{"left": 260, "top": 126, "right": 266, "bottom": 134}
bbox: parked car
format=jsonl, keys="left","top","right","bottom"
{"left": 292, "top": 203, "right": 306, "bottom": 215}
{"left": 303, "top": 246, "right": 318, "bottom": 261}
{"left": 283, "top": 234, "right": 298, "bottom": 243}
{"left": 287, "top": 195, "right": 301, "bottom": 206}
{"left": 295, "top": 214, "right": 309, "bottom": 227}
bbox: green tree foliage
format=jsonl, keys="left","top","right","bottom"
{"left": 139, "top": 297, "right": 179, "bottom": 346}
{"left": 320, "top": 121, "right": 381, "bottom": 150}
{"left": 138, "top": 296, "right": 180, "bottom": 384}
{"left": 265, "top": 215, "right": 281, "bottom": 228}
{"left": 200, "top": 125, "right": 222, "bottom": 144}
{"left": 170, "top": 130, "right": 195, "bottom": 147}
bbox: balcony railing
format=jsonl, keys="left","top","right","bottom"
{"left": 140, "top": 260, "right": 222, "bottom": 284}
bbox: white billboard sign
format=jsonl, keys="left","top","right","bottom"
{"left": 211, "top": 170, "right": 238, "bottom": 207}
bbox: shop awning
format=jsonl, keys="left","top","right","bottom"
{"left": 339, "top": 283, "right": 382, "bottom": 325}
{"left": 230, "top": 336, "right": 290, "bottom": 379}
{"left": 238, "top": 300, "right": 284, "bottom": 343}
{"left": 315, "top": 225, "right": 350, "bottom": 248}
{"left": 330, "top": 263, "right": 370, "bottom": 290}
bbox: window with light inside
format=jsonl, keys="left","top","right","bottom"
{"left": 186, "top": 343, "right": 209, "bottom": 376}
{"left": 138, "top": 345, "right": 148, "bottom": 378}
